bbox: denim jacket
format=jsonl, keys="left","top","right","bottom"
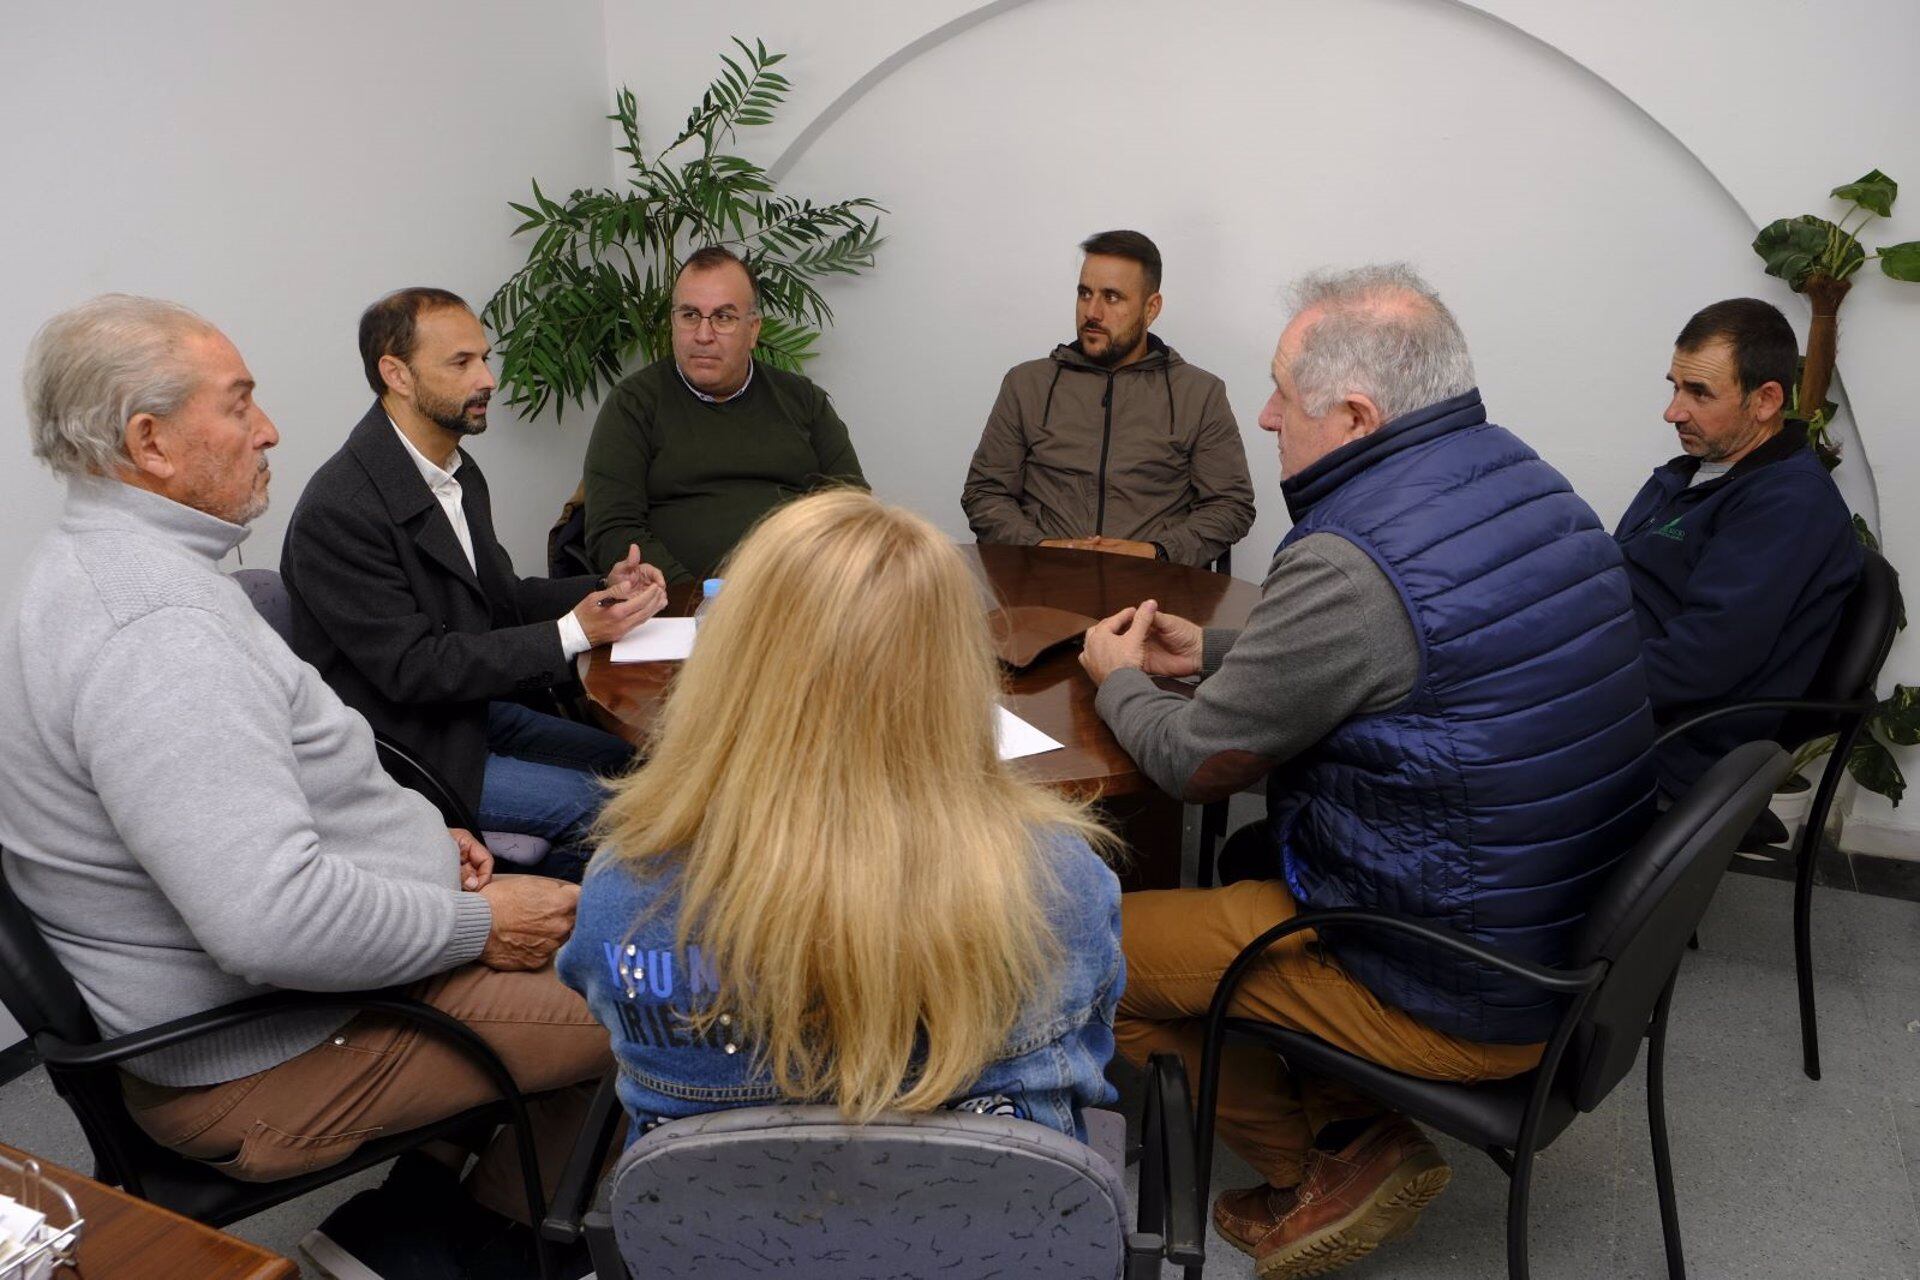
{"left": 557, "top": 828, "right": 1124, "bottom": 1144}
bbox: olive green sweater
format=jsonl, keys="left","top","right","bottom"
{"left": 582, "top": 358, "right": 866, "bottom": 582}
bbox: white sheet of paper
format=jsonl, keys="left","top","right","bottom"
{"left": 609, "top": 617, "right": 699, "bottom": 663}
{"left": 997, "top": 706, "right": 1065, "bottom": 760}
{"left": 602, "top": 640, "right": 1064, "bottom": 760}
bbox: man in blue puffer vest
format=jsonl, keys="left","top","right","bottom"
{"left": 1614, "top": 298, "right": 1862, "bottom": 815}
{"left": 1080, "top": 265, "right": 1656, "bottom": 1278}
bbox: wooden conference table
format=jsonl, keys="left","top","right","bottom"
{"left": 0, "top": 1141, "right": 296, "bottom": 1280}
{"left": 581, "top": 543, "right": 1264, "bottom": 886}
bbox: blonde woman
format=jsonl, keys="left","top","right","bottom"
{"left": 557, "top": 490, "right": 1124, "bottom": 1141}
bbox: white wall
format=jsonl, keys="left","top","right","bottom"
{"left": 0, "top": 0, "right": 613, "bottom": 1046}
{"left": 0, "top": 0, "right": 1915, "bottom": 1045}
{"left": 0, "top": 0, "right": 613, "bottom": 597}
{"left": 601, "top": 0, "right": 1920, "bottom": 848}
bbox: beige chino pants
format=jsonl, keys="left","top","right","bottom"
{"left": 1116, "top": 879, "right": 1543, "bottom": 1187}
{"left": 120, "top": 962, "right": 611, "bottom": 1224}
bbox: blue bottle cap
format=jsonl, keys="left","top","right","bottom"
{"left": 702, "top": 578, "right": 724, "bottom": 598}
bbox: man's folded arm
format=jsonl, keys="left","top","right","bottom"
{"left": 1095, "top": 534, "right": 1419, "bottom": 802}
{"left": 1156, "top": 382, "right": 1256, "bottom": 567}
{"left": 74, "top": 609, "right": 491, "bottom": 991}
{"left": 582, "top": 390, "right": 692, "bottom": 581}
{"left": 962, "top": 373, "right": 1047, "bottom": 545}
{"left": 286, "top": 501, "right": 573, "bottom": 705}
{"left": 807, "top": 389, "right": 867, "bottom": 488}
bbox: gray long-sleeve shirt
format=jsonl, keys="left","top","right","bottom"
{"left": 1094, "top": 533, "right": 1421, "bottom": 802}
{"left": 0, "top": 477, "right": 492, "bottom": 1085}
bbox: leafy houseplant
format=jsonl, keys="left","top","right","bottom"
{"left": 1753, "top": 170, "right": 1920, "bottom": 464}
{"left": 483, "top": 39, "right": 885, "bottom": 422}
{"left": 1752, "top": 171, "right": 1920, "bottom": 801}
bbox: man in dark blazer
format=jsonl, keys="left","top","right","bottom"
{"left": 283, "top": 287, "right": 666, "bottom": 877}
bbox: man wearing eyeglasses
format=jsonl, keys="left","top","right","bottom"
{"left": 582, "top": 246, "right": 867, "bottom": 583}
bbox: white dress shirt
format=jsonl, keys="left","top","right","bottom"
{"left": 675, "top": 358, "right": 753, "bottom": 404}
{"left": 390, "top": 419, "right": 590, "bottom": 658}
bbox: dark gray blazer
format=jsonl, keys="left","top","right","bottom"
{"left": 281, "top": 401, "right": 598, "bottom": 811}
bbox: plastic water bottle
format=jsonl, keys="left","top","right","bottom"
{"left": 692, "top": 578, "right": 723, "bottom": 627}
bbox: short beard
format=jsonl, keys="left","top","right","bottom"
{"left": 236, "top": 456, "right": 271, "bottom": 524}
{"left": 1081, "top": 320, "right": 1145, "bottom": 369}
{"left": 200, "top": 458, "right": 270, "bottom": 526}
{"left": 428, "top": 398, "right": 488, "bottom": 437}
{"left": 414, "top": 379, "right": 490, "bottom": 437}
{"left": 234, "top": 488, "right": 270, "bottom": 525}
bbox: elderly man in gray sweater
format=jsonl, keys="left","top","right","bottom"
{"left": 0, "top": 295, "right": 606, "bottom": 1280}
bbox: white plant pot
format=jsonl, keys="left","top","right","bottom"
{"left": 1769, "top": 771, "right": 1814, "bottom": 847}
{"left": 1771, "top": 748, "right": 1859, "bottom": 852}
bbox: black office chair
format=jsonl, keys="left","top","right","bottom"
{"left": 373, "top": 732, "right": 483, "bottom": 833}
{"left": 548, "top": 487, "right": 594, "bottom": 580}
{"left": 1654, "top": 548, "right": 1898, "bottom": 1080}
{"left": 1186, "top": 741, "right": 1792, "bottom": 1280}
{"left": 1188, "top": 545, "right": 1235, "bottom": 889}
{"left": 376, "top": 731, "right": 561, "bottom": 870}
{"left": 544, "top": 1055, "right": 1203, "bottom": 1280}
{"left": 0, "top": 847, "right": 562, "bottom": 1280}
{"left": 1193, "top": 797, "right": 1234, "bottom": 888}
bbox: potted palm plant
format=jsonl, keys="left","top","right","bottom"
{"left": 484, "top": 38, "right": 885, "bottom": 422}
{"left": 1751, "top": 171, "right": 1920, "bottom": 807}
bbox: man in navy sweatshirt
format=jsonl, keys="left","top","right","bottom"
{"left": 1614, "top": 297, "right": 1862, "bottom": 805}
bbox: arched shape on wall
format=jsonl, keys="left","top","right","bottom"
{"left": 766, "top": 0, "right": 1879, "bottom": 536}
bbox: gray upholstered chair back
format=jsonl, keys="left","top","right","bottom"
{"left": 599, "top": 1105, "right": 1133, "bottom": 1279}
{"left": 230, "top": 568, "right": 294, "bottom": 642}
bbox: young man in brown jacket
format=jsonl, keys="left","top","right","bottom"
{"left": 961, "top": 229, "right": 1255, "bottom": 568}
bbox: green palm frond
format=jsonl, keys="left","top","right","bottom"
{"left": 482, "top": 39, "right": 883, "bottom": 422}
{"left": 753, "top": 315, "right": 823, "bottom": 373}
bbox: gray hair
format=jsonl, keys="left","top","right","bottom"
{"left": 1286, "top": 264, "right": 1476, "bottom": 423}
{"left": 23, "top": 294, "right": 217, "bottom": 477}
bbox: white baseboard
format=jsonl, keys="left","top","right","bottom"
{"left": 1839, "top": 817, "right": 1920, "bottom": 861}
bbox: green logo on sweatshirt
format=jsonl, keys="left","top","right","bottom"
{"left": 1650, "top": 517, "right": 1686, "bottom": 542}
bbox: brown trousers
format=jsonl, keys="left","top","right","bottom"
{"left": 121, "top": 962, "right": 611, "bottom": 1224}
{"left": 1116, "top": 880, "right": 1542, "bottom": 1188}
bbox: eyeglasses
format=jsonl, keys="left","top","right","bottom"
{"left": 670, "top": 306, "right": 758, "bottom": 336}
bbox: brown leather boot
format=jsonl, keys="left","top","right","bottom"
{"left": 1209, "top": 1115, "right": 1451, "bottom": 1277}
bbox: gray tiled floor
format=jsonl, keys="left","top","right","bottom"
{"left": 1183, "top": 869, "right": 1920, "bottom": 1279}
{"left": 1, "top": 870, "right": 1915, "bottom": 1278}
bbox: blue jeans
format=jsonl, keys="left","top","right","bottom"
{"left": 477, "top": 702, "right": 634, "bottom": 879}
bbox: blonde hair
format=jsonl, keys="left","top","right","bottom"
{"left": 595, "top": 489, "right": 1112, "bottom": 1120}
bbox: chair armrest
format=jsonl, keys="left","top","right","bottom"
{"left": 36, "top": 988, "right": 527, "bottom": 1111}
{"left": 1654, "top": 697, "right": 1873, "bottom": 746}
{"left": 1142, "top": 1052, "right": 1204, "bottom": 1267}
{"left": 1212, "top": 910, "right": 1602, "bottom": 1026}
{"left": 38, "top": 988, "right": 391, "bottom": 1065}
{"left": 542, "top": 1070, "right": 623, "bottom": 1244}
{"left": 374, "top": 733, "right": 482, "bottom": 832}
{"left": 1191, "top": 908, "right": 1607, "bottom": 1219}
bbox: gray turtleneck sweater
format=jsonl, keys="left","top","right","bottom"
{"left": 0, "top": 477, "right": 492, "bottom": 1085}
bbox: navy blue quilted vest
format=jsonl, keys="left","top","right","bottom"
{"left": 1270, "top": 390, "right": 1656, "bottom": 1044}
